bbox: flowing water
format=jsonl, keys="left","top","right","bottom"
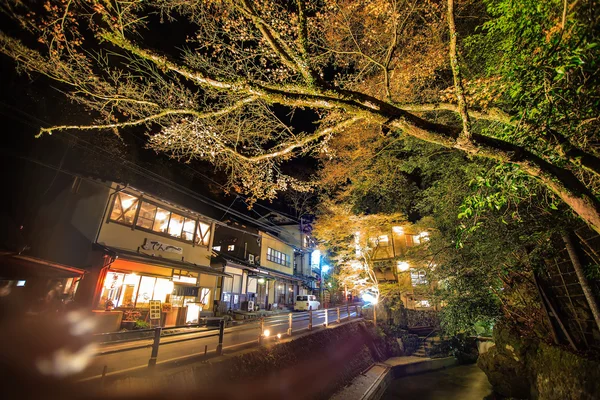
{"left": 382, "top": 364, "right": 493, "bottom": 400}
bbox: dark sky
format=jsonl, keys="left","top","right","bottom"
{"left": 0, "top": 56, "right": 312, "bottom": 250}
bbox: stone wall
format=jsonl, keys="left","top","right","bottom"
{"left": 102, "top": 321, "right": 390, "bottom": 400}
{"left": 478, "top": 322, "right": 600, "bottom": 399}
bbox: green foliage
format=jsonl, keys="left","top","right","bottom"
{"left": 133, "top": 320, "right": 150, "bottom": 330}
{"left": 466, "top": 0, "right": 600, "bottom": 178}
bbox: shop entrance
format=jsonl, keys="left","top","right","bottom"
{"left": 256, "top": 278, "right": 267, "bottom": 309}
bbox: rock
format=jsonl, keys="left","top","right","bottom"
{"left": 478, "top": 345, "right": 530, "bottom": 399}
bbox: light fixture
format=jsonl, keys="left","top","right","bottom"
{"left": 263, "top": 329, "right": 270, "bottom": 337}
{"left": 392, "top": 226, "right": 404, "bottom": 234}
{"left": 322, "top": 265, "right": 330, "bottom": 273}
{"left": 278, "top": 285, "right": 283, "bottom": 290}
{"left": 362, "top": 292, "right": 378, "bottom": 304}
{"left": 121, "top": 198, "right": 134, "bottom": 209}
{"left": 276, "top": 333, "right": 282, "bottom": 339}
{"left": 327, "top": 282, "right": 332, "bottom": 287}
{"left": 258, "top": 278, "right": 265, "bottom": 284}
{"left": 397, "top": 261, "right": 410, "bottom": 272}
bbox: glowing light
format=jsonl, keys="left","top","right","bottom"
{"left": 155, "top": 212, "right": 168, "bottom": 220}
{"left": 121, "top": 198, "right": 134, "bottom": 209}
{"left": 362, "top": 292, "right": 378, "bottom": 304}
{"left": 258, "top": 278, "right": 265, "bottom": 284}
{"left": 276, "top": 333, "right": 282, "bottom": 339}
{"left": 419, "top": 231, "right": 430, "bottom": 241}
{"left": 278, "top": 285, "right": 283, "bottom": 290}
{"left": 311, "top": 250, "right": 321, "bottom": 267}
{"left": 392, "top": 226, "right": 404, "bottom": 234}
{"left": 397, "top": 261, "right": 410, "bottom": 272}
{"left": 263, "top": 329, "right": 270, "bottom": 337}
{"left": 327, "top": 282, "right": 332, "bottom": 288}
{"left": 322, "top": 265, "right": 330, "bottom": 273}
{"left": 16, "top": 280, "right": 26, "bottom": 287}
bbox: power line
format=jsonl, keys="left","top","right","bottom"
{"left": 0, "top": 101, "right": 294, "bottom": 236}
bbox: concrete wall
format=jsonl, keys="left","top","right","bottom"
{"left": 29, "top": 178, "right": 110, "bottom": 269}
{"left": 101, "top": 321, "right": 384, "bottom": 399}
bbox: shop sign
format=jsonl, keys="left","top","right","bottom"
{"left": 149, "top": 300, "right": 162, "bottom": 320}
{"left": 142, "top": 238, "right": 183, "bottom": 255}
{"left": 257, "top": 269, "right": 270, "bottom": 275}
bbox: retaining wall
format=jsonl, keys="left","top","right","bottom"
{"left": 97, "top": 320, "right": 386, "bottom": 400}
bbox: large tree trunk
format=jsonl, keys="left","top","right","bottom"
{"left": 562, "top": 232, "right": 600, "bottom": 333}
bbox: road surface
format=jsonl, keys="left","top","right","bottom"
{"left": 79, "top": 308, "right": 358, "bottom": 380}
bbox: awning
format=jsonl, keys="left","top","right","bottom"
{"left": 247, "top": 266, "right": 305, "bottom": 283}
{"left": 97, "top": 245, "right": 229, "bottom": 278}
{"left": 0, "top": 253, "right": 86, "bottom": 279}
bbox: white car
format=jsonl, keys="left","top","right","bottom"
{"left": 294, "top": 295, "right": 320, "bottom": 311}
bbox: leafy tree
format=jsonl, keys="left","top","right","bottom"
{"left": 0, "top": 0, "right": 599, "bottom": 230}
{"left": 312, "top": 203, "right": 406, "bottom": 320}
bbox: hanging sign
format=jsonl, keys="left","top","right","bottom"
{"left": 142, "top": 238, "right": 183, "bottom": 255}
{"left": 149, "top": 300, "right": 162, "bottom": 320}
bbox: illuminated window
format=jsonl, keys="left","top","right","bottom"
{"left": 227, "top": 244, "right": 235, "bottom": 251}
{"left": 182, "top": 218, "right": 196, "bottom": 241}
{"left": 213, "top": 246, "right": 221, "bottom": 251}
{"left": 410, "top": 270, "right": 428, "bottom": 286}
{"left": 167, "top": 212, "right": 185, "bottom": 238}
{"left": 195, "top": 221, "right": 211, "bottom": 246}
{"left": 136, "top": 201, "right": 157, "bottom": 229}
{"left": 135, "top": 276, "right": 156, "bottom": 308}
{"left": 397, "top": 261, "right": 410, "bottom": 272}
{"left": 267, "top": 247, "right": 291, "bottom": 267}
{"left": 152, "top": 207, "right": 171, "bottom": 233}
{"left": 109, "top": 193, "right": 139, "bottom": 225}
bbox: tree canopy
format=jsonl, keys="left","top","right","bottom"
{"left": 1, "top": 0, "right": 599, "bottom": 230}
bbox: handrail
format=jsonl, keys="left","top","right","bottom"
{"left": 91, "top": 307, "right": 361, "bottom": 362}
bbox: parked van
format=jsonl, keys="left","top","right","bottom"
{"left": 294, "top": 295, "right": 320, "bottom": 311}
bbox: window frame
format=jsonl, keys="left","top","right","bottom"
{"left": 107, "top": 192, "right": 212, "bottom": 247}
{"left": 266, "top": 247, "right": 292, "bottom": 267}
{"left": 107, "top": 192, "right": 140, "bottom": 227}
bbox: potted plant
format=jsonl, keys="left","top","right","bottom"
{"left": 121, "top": 309, "right": 142, "bottom": 330}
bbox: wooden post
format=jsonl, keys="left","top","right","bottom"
{"left": 308, "top": 310, "right": 313, "bottom": 330}
{"left": 324, "top": 309, "right": 328, "bottom": 327}
{"left": 562, "top": 232, "right": 600, "bottom": 334}
{"left": 336, "top": 307, "right": 341, "bottom": 323}
{"left": 346, "top": 304, "right": 350, "bottom": 320}
{"left": 288, "top": 313, "right": 293, "bottom": 336}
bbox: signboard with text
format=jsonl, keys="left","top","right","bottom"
{"left": 149, "top": 300, "right": 162, "bottom": 320}
{"left": 142, "top": 238, "right": 183, "bottom": 255}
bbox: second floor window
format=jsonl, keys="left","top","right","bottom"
{"left": 267, "top": 247, "right": 291, "bottom": 267}
{"left": 109, "top": 193, "right": 139, "bottom": 225}
{"left": 109, "top": 193, "right": 211, "bottom": 246}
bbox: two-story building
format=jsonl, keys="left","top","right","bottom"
{"left": 22, "top": 176, "right": 229, "bottom": 329}
{"left": 369, "top": 225, "right": 438, "bottom": 310}
{"left": 257, "top": 212, "right": 319, "bottom": 296}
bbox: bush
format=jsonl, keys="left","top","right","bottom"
{"left": 133, "top": 320, "right": 150, "bottom": 330}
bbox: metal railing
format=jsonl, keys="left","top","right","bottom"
{"left": 90, "top": 304, "right": 363, "bottom": 377}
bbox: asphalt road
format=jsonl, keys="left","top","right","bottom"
{"left": 78, "top": 307, "right": 359, "bottom": 380}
